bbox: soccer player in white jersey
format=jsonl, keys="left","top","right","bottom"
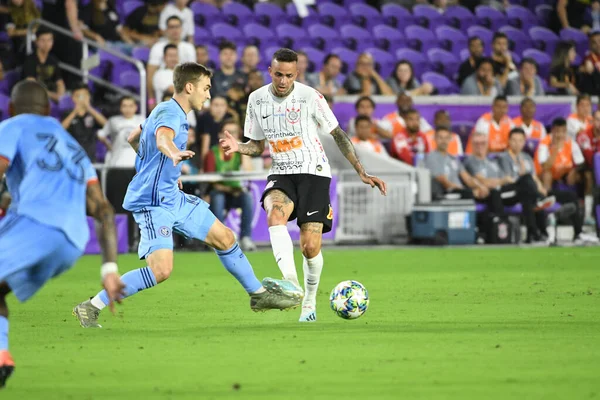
{"left": 220, "top": 49, "right": 387, "bottom": 322}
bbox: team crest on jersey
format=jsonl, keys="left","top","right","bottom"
{"left": 159, "top": 226, "right": 171, "bottom": 237}
{"left": 286, "top": 106, "right": 301, "bottom": 124}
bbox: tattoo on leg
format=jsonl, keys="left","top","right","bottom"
{"left": 267, "top": 190, "right": 292, "bottom": 205}
{"left": 301, "top": 222, "right": 323, "bottom": 235}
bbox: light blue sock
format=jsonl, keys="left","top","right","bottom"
{"left": 216, "top": 243, "right": 262, "bottom": 293}
{"left": 95, "top": 267, "right": 157, "bottom": 307}
{"left": 0, "top": 316, "right": 8, "bottom": 351}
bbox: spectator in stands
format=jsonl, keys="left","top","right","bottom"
{"left": 343, "top": 52, "right": 394, "bottom": 96}
{"left": 204, "top": 120, "right": 257, "bottom": 252}
{"left": 460, "top": 58, "right": 504, "bottom": 96}
{"left": 247, "top": 69, "right": 264, "bottom": 93}
{"left": 347, "top": 96, "right": 392, "bottom": 139}
{"left": 80, "top": 0, "right": 134, "bottom": 54}
{"left": 152, "top": 44, "right": 178, "bottom": 102}
{"left": 567, "top": 94, "right": 593, "bottom": 139}
{"left": 505, "top": 58, "right": 545, "bottom": 97}
{"left": 467, "top": 95, "right": 514, "bottom": 154}
{"left": 424, "top": 110, "right": 463, "bottom": 156}
{"left": 159, "top": 0, "right": 194, "bottom": 43}
{"left": 225, "top": 82, "right": 247, "bottom": 126}
{"left": 576, "top": 109, "right": 600, "bottom": 170}
{"left": 295, "top": 50, "right": 310, "bottom": 85}
{"left": 147, "top": 16, "right": 195, "bottom": 108}
{"left": 97, "top": 95, "right": 144, "bottom": 168}
{"left": 61, "top": 83, "right": 107, "bottom": 162}
{"left": 490, "top": 32, "right": 516, "bottom": 88}
{"left": 579, "top": 31, "right": 600, "bottom": 95}
{"left": 0, "top": 61, "right": 4, "bottom": 82}
{"left": 6, "top": 0, "right": 40, "bottom": 60}
{"left": 196, "top": 44, "right": 215, "bottom": 70}
{"left": 458, "top": 36, "right": 484, "bottom": 87}
{"left": 381, "top": 92, "right": 433, "bottom": 137}
{"left": 212, "top": 41, "right": 247, "bottom": 97}
{"left": 425, "top": 126, "right": 490, "bottom": 201}
{"left": 386, "top": 60, "right": 435, "bottom": 96}
{"left": 22, "top": 28, "right": 65, "bottom": 103}
{"left": 123, "top": 0, "right": 165, "bottom": 47}
{"left": 550, "top": 0, "right": 593, "bottom": 33}
{"left": 512, "top": 98, "right": 547, "bottom": 141}
{"left": 351, "top": 115, "right": 389, "bottom": 156}
{"left": 197, "top": 95, "right": 233, "bottom": 161}
{"left": 549, "top": 41, "right": 579, "bottom": 95}
{"left": 390, "top": 109, "right": 430, "bottom": 165}
{"left": 241, "top": 45, "right": 261, "bottom": 75}
{"left": 307, "top": 54, "right": 343, "bottom": 96}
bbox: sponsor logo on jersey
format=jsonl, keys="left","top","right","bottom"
{"left": 271, "top": 161, "right": 305, "bottom": 170}
{"left": 269, "top": 137, "right": 303, "bottom": 153}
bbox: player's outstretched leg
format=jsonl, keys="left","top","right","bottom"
{"left": 204, "top": 219, "right": 303, "bottom": 311}
{"left": 298, "top": 223, "right": 325, "bottom": 322}
{"left": 0, "top": 283, "right": 15, "bottom": 388}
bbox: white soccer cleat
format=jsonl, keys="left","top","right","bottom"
{"left": 299, "top": 304, "right": 317, "bottom": 322}
{"left": 240, "top": 236, "right": 257, "bottom": 252}
{"left": 574, "top": 233, "right": 600, "bottom": 245}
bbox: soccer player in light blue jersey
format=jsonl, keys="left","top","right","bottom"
{"left": 74, "top": 63, "right": 302, "bottom": 328}
{"left": 0, "top": 80, "right": 125, "bottom": 388}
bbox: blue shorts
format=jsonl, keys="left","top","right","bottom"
{"left": 133, "top": 194, "right": 216, "bottom": 259}
{"left": 0, "top": 214, "right": 82, "bottom": 302}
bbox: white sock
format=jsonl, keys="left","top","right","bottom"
{"left": 585, "top": 195, "right": 593, "bottom": 219}
{"left": 268, "top": 225, "right": 299, "bottom": 286}
{"left": 90, "top": 294, "right": 107, "bottom": 310}
{"left": 303, "top": 251, "right": 323, "bottom": 306}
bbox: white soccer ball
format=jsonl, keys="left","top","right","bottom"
{"left": 329, "top": 280, "right": 369, "bottom": 320}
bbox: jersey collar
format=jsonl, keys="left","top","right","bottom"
{"left": 171, "top": 98, "right": 187, "bottom": 117}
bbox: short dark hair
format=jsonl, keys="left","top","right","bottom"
{"left": 221, "top": 118, "right": 239, "bottom": 129}
{"left": 476, "top": 57, "right": 493, "bottom": 70}
{"left": 492, "top": 32, "right": 508, "bottom": 42}
{"left": 520, "top": 97, "right": 535, "bottom": 108}
{"left": 355, "top": 114, "right": 371, "bottom": 127}
{"left": 173, "top": 62, "right": 212, "bottom": 93}
{"left": 493, "top": 95, "right": 508, "bottom": 104}
{"left": 509, "top": 127, "right": 526, "bottom": 138}
{"left": 355, "top": 95, "right": 375, "bottom": 111}
{"left": 120, "top": 95, "right": 136, "bottom": 106}
{"left": 435, "top": 125, "right": 451, "bottom": 135}
{"left": 72, "top": 82, "right": 90, "bottom": 93}
{"left": 520, "top": 57, "right": 538, "bottom": 70}
{"left": 195, "top": 44, "right": 207, "bottom": 51}
{"left": 468, "top": 36, "right": 483, "bottom": 46}
{"left": 36, "top": 27, "right": 53, "bottom": 38}
{"left": 324, "top": 54, "right": 340, "bottom": 65}
{"left": 166, "top": 16, "right": 182, "bottom": 26}
{"left": 434, "top": 109, "right": 449, "bottom": 119}
{"left": 551, "top": 117, "right": 567, "bottom": 129}
{"left": 405, "top": 108, "right": 420, "bottom": 117}
{"left": 164, "top": 43, "right": 178, "bottom": 56}
{"left": 576, "top": 94, "right": 591, "bottom": 105}
{"left": 10, "top": 79, "right": 50, "bottom": 116}
{"left": 323, "top": 93, "right": 333, "bottom": 105}
{"left": 219, "top": 40, "right": 237, "bottom": 52}
{"left": 589, "top": 31, "right": 600, "bottom": 39}
{"left": 273, "top": 48, "right": 298, "bottom": 63}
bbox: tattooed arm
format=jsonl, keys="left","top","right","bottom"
{"left": 330, "top": 125, "right": 387, "bottom": 195}
{"left": 86, "top": 181, "right": 117, "bottom": 264}
{"left": 220, "top": 132, "right": 265, "bottom": 157}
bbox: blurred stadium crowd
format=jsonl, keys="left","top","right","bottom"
{"left": 1, "top": 0, "right": 600, "bottom": 247}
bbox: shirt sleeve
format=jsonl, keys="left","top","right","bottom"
{"left": 537, "top": 142, "right": 549, "bottom": 164}
{"left": 22, "top": 56, "right": 37, "bottom": 79}
{"left": 312, "top": 89, "right": 339, "bottom": 132}
{"left": 182, "top": 43, "right": 196, "bottom": 63}
{"left": 148, "top": 42, "right": 163, "bottom": 66}
{"left": 463, "top": 157, "right": 476, "bottom": 176}
{"left": 497, "top": 154, "right": 511, "bottom": 176}
{"left": 419, "top": 117, "right": 432, "bottom": 133}
{"left": 158, "top": 6, "right": 169, "bottom": 31}
{"left": 84, "top": 157, "right": 99, "bottom": 185}
{"left": 572, "top": 140, "right": 585, "bottom": 165}
{"left": 540, "top": 124, "right": 547, "bottom": 139}
{"left": 0, "top": 121, "right": 20, "bottom": 164}
{"left": 567, "top": 117, "right": 580, "bottom": 138}
{"left": 244, "top": 94, "right": 265, "bottom": 140}
{"left": 185, "top": 10, "right": 195, "bottom": 38}
{"left": 154, "top": 106, "right": 180, "bottom": 134}
{"left": 425, "top": 153, "right": 444, "bottom": 177}
{"left": 97, "top": 118, "right": 112, "bottom": 139}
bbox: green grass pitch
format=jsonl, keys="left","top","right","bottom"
{"left": 3, "top": 247, "right": 600, "bottom": 399}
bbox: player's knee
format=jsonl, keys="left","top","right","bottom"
{"left": 148, "top": 262, "right": 173, "bottom": 283}
{"left": 267, "top": 207, "right": 289, "bottom": 227}
{"left": 301, "top": 240, "right": 321, "bottom": 259}
{"left": 213, "top": 227, "right": 236, "bottom": 251}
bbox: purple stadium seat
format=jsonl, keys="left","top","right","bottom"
{"left": 0, "top": 70, "right": 19, "bottom": 95}
{"left": 560, "top": 28, "right": 588, "bottom": 57}
{"left": 475, "top": 5, "right": 508, "bottom": 31}
{"left": 522, "top": 48, "right": 552, "bottom": 78}
{"left": 254, "top": 2, "right": 286, "bottom": 28}
{"left": 372, "top": 24, "right": 406, "bottom": 53}
{"left": 452, "top": 121, "right": 474, "bottom": 148}
{"left": 467, "top": 26, "right": 493, "bottom": 50}
{"left": 422, "top": 72, "right": 457, "bottom": 94}
{"left": 340, "top": 24, "right": 374, "bottom": 53}
{"left": 348, "top": 3, "right": 383, "bottom": 31}
{"left": 499, "top": 26, "right": 533, "bottom": 57}
{"left": 444, "top": 5, "right": 476, "bottom": 32}
{"left": 404, "top": 25, "right": 438, "bottom": 53}
{"left": 529, "top": 26, "right": 559, "bottom": 56}
{"left": 98, "top": 49, "right": 122, "bottom": 65}
{"left": 460, "top": 48, "right": 470, "bottom": 61}
{"left": 263, "top": 45, "right": 280, "bottom": 63}
{"left": 0, "top": 94, "right": 9, "bottom": 121}
{"left": 210, "top": 23, "right": 244, "bottom": 45}
{"left": 318, "top": 3, "right": 351, "bottom": 29}
{"left": 275, "top": 24, "right": 311, "bottom": 50}
{"left": 121, "top": 1, "right": 143, "bottom": 20}
{"left": 132, "top": 46, "right": 149, "bottom": 64}
{"left": 331, "top": 47, "right": 360, "bottom": 75}
{"left": 299, "top": 47, "right": 326, "bottom": 72}
{"left": 222, "top": 2, "right": 255, "bottom": 26}
{"left": 119, "top": 70, "right": 141, "bottom": 90}
{"left": 506, "top": 5, "right": 539, "bottom": 28}
{"left": 58, "top": 94, "right": 74, "bottom": 113}
{"left": 535, "top": 4, "right": 553, "bottom": 26}
{"left": 243, "top": 23, "right": 274, "bottom": 48}
{"left": 435, "top": 25, "right": 468, "bottom": 53}
{"left": 413, "top": 4, "right": 444, "bottom": 28}
{"left": 365, "top": 48, "right": 395, "bottom": 78}
{"left": 395, "top": 48, "right": 429, "bottom": 79}
{"left": 193, "top": 27, "right": 211, "bottom": 46}
{"left": 285, "top": 3, "right": 319, "bottom": 28}
{"left": 190, "top": 2, "right": 222, "bottom": 27}
{"left": 381, "top": 4, "right": 417, "bottom": 28}
{"left": 511, "top": 51, "right": 521, "bottom": 65}
{"left": 307, "top": 24, "right": 342, "bottom": 52}
{"left": 427, "top": 48, "right": 459, "bottom": 80}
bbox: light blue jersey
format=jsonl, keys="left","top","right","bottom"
{"left": 123, "top": 99, "right": 189, "bottom": 212}
{"left": 0, "top": 114, "right": 97, "bottom": 251}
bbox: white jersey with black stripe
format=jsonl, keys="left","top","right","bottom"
{"left": 244, "top": 82, "right": 339, "bottom": 177}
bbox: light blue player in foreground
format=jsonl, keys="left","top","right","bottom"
{"left": 74, "top": 63, "right": 302, "bottom": 327}
{"left": 0, "top": 80, "right": 125, "bottom": 388}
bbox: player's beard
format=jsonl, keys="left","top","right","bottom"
{"left": 271, "top": 82, "right": 294, "bottom": 98}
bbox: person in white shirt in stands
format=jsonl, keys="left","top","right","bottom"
{"left": 158, "top": 0, "right": 194, "bottom": 43}
{"left": 146, "top": 15, "right": 195, "bottom": 109}
{"left": 350, "top": 115, "right": 389, "bottom": 156}
{"left": 567, "top": 94, "right": 593, "bottom": 140}
{"left": 153, "top": 44, "right": 178, "bottom": 101}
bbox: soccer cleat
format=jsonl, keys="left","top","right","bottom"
{"left": 73, "top": 299, "right": 102, "bottom": 328}
{"left": 240, "top": 236, "right": 257, "bottom": 252}
{"left": 250, "top": 278, "right": 303, "bottom": 312}
{"left": 299, "top": 305, "right": 317, "bottom": 322}
{"left": 0, "top": 350, "right": 14, "bottom": 389}
{"left": 535, "top": 196, "right": 556, "bottom": 211}
{"left": 261, "top": 277, "right": 304, "bottom": 299}
{"left": 574, "top": 233, "right": 600, "bottom": 245}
